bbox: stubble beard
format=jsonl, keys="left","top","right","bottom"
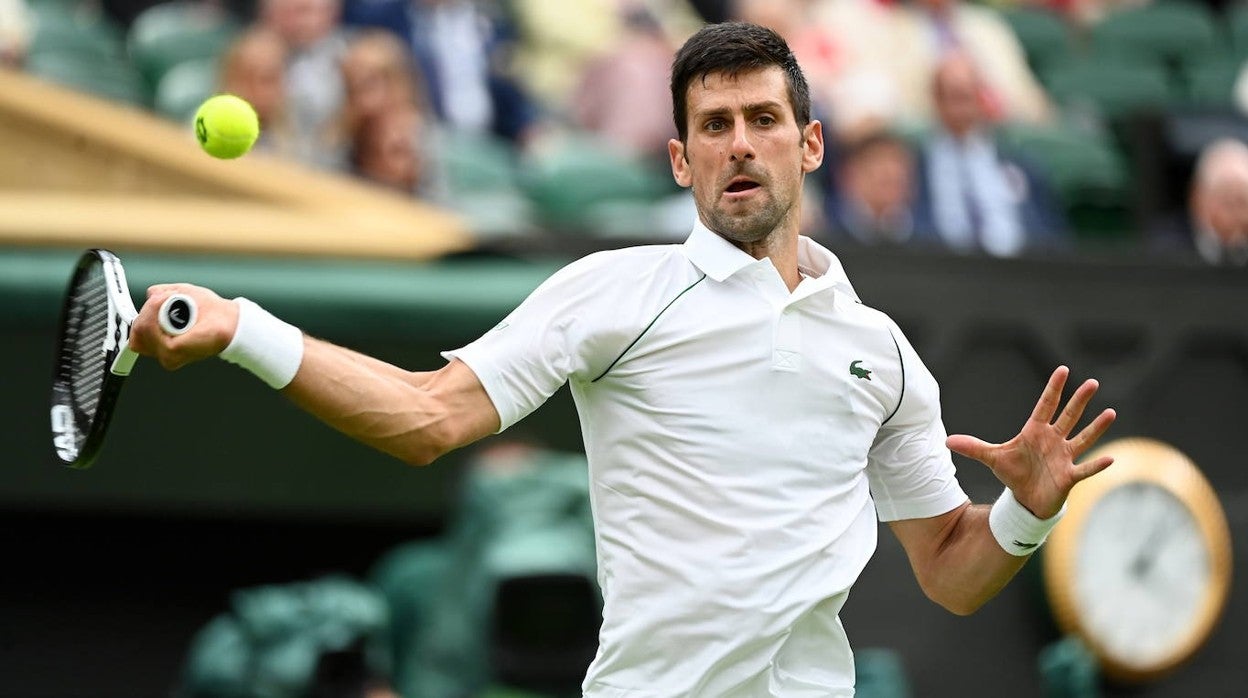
{"left": 696, "top": 185, "right": 793, "bottom": 245}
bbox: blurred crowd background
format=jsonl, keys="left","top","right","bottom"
{"left": 4, "top": 0, "right": 1248, "bottom": 263}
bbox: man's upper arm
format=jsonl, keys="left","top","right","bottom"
{"left": 866, "top": 320, "right": 968, "bottom": 521}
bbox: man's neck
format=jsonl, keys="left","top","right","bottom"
{"left": 731, "top": 230, "right": 802, "bottom": 291}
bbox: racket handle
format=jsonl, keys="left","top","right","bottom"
{"left": 158, "top": 294, "right": 198, "bottom": 336}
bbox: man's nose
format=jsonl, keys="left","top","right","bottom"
{"left": 730, "top": 121, "right": 756, "bottom": 161}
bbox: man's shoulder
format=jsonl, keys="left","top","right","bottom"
{"left": 565, "top": 242, "right": 691, "bottom": 275}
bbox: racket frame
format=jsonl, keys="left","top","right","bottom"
{"left": 50, "top": 249, "right": 141, "bottom": 469}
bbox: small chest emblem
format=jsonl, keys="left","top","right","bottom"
{"left": 849, "top": 360, "right": 872, "bottom": 381}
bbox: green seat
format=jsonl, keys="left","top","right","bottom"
{"left": 26, "top": 9, "right": 125, "bottom": 61}
{"left": 127, "top": 0, "right": 239, "bottom": 91}
{"left": 370, "top": 447, "right": 598, "bottom": 698}
{"left": 855, "top": 648, "right": 913, "bottom": 698}
{"left": 1000, "top": 7, "right": 1073, "bottom": 75}
{"left": 25, "top": 52, "right": 147, "bottom": 105}
{"left": 1180, "top": 56, "right": 1241, "bottom": 107}
{"left": 153, "top": 57, "right": 218, "bottom": 123}
{"left": 178, "top": 576, "right": 391, "bottom": 698}
{"left": 1091, "top": 2, "right": 1219, "bottom": 69}
{"left": 1038, "top": 636, "right": 1099, "bottom": 698}
{"left": 520, "top": 133, "right": 674, "bottom": 233}
{"left": 441, "top": 128, "right": 520, "bottom": 193}
{"left": 1043, "top": 58, "right": 1172, "bottom": 122}
{"left": 1231, "top": 3, "right": 1248, "bottom": 59}
{"left": 998, "top": 121, "right": 1132, "bottom": 240}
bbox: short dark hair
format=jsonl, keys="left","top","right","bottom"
{"left": 670, "top": 22, "right": 812, "bottom": 143}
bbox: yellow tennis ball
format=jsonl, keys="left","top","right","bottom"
{"left": 194, "top": 94, "right": 260, "bottom": 159}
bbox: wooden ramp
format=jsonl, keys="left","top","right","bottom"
{"left": 0, "top": 67, "right": 473, "bottom": 260}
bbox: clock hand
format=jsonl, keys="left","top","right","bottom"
{"left": 1129, "top": 518, "right": 1172, "bottom": 579}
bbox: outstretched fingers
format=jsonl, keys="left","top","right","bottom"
{"left": 1069, "top": 407, "right": 1117, "bottom": 457}
{"left": 1030, "top": 366, "right": 1070, "bottom": 425}
{"left": 1053, "top": 378, "right": 1100, "bottom": 436}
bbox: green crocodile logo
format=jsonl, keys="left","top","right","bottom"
{"left": 849, "top": 360, "right": 872, "bottom": 381}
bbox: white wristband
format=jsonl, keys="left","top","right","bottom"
{"left": 989, "top": 488, "right": 1065, "bottom": 556}
{"left": 218, "top": 298, "right": 304, "bottom": 389}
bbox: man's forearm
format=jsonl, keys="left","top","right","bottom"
{"left": 282, "top": 337, "right": 496, "bottom": 466}
{"left": 898, "top": 503, "right": 1030, "bottom": 616}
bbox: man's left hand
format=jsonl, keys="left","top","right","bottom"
{"left": 946, "top": 366, "right": 1117, "bottom": 519}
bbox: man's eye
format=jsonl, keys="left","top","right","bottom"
{"left": 705, "top": 120, "right": 726, "bottom": 132}
{"left": 756, "top": 115, "right": 776, "bottom": 126}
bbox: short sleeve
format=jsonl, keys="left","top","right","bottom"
{"left": 442, "top": 251, "right": 642, "bottom": 432}
{"left": 866, "top": 320, "right": 969, "bottom": 522}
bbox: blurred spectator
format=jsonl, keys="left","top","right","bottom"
{"left": 822, "top": 131, "right": 932, "bottom": 248}
{"left": 509, "top": 0, "right": 700, "bottom": 118}
{"left": 888, "top": 0, "right": 1052, "bottom": 126}
{"left": 220, "top": 26, "right": 301, "bottom": 159}
{"left": 352, "top": 105, "right": 441, "bottom": 197}
{"left": 568, "top": 4, "right": 676, "bottom": 160}
{"left": 0, "top": 0, "right": 30, "bottom": 67}
{"left": 339, "top": 29, "right": 427, "bottom": 141}
{"left": 1154, "top": 138, "right": 1248, "bottom": 265}
{"left": 259, "top": 0, "right": 351, "bottom": 168}
{"left": 916, "top": 52, "right": 1068, "bottom": 256}
{"left": 344, "top": 0, "right": 540, "bottom": 146}
{"left": 340, "top": 30, "right": 446, "bottom": 199}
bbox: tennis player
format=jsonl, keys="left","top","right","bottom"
{"left": 130, "top": 22, "right": 1116, "bottom": 697}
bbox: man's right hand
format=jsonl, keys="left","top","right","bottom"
{"left": 129, "top": 284, "right": 239, "bottom": 371}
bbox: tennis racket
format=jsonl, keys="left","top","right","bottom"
{"left": 50, "top": 249, "right": 199, "bottom": 469}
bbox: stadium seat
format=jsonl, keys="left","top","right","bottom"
{"left": 1042, "top": 58, "right": 1172, "bottom": 123}
{"left": 520, "top": 133, "right": 674, "bottom": 233}
{"left": 1000, "top": 7, "right": 1073, "bottom": 75}
{"left": 998, "top": 121, "right": 1133, "bottom": 240}
{"left": 1091, "top": 2, "right": 1219, "bottom": 70}
{"left": 127, "top": 0, "right": 239, "bottom": 93}
{"left": 1180, "top": 56, "right": 1242, "bottom": 107}
{"left": 1227, "top": 3, "right": 1248, "bottom": 59}
{"left": 26, "top": 5, "right": 126, "bottom": 62}
{"left": 855, "top": 648, "right": 913, "bottom": 698}
{"left": 1038, "top": 636, "right": 1099, "bottom": 698}
{"left": 440, "top": 128, "right": 520, "bottom": 193}
{"left": 438, "top": 129, "right": 540, "bottom": 239}
{"left": 25, "top": 52, "right": 147, "bottom": 105}
{"left": 153, "top": 57, "right": 218, "bottom": 123}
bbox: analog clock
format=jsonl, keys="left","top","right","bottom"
{"left": 1043, "top": 438, "right": 1233, "bottom": 683}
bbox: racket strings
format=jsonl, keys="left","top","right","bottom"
{"left": 60, "top": 265, "right": 111, "bottom": 436}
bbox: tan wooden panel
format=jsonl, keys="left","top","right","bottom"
{"left": 0, "top": 68, "right": 472, "bottom": 259}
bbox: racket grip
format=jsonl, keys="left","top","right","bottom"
{"left": 158, "top": 294, "right": 198, "bottom": 336}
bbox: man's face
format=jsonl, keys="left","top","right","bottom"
{"left": 264, "top": 0, "right": 339, "bottom": 48}
{"left": 846, "top": 143, "right": 913, "bottom": 218}
{"left": 1199, "top": 178, "right": 1248, "bottom": 244}
{"left": 668, "top": 67, "right": 823, "bottom": 245}
{"left": 934, "top": 61, "right": 982, "bottom": 138}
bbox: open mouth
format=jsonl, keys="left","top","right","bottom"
{"left": 725, "top": 179, "right": 761, "bottom": 194}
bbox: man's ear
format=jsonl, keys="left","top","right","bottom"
{"left": 669, "top": 138, "right": 692, "bottom": 188}
{"left": 801, "top": 120, "right": 825, "bottom": 174}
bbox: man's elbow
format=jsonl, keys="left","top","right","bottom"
{"left": 919, "top": 578, "right": 992, "bottom": 616}
{"left": 934, "top": 594, "right": 986, "bottom": 617}
{"left": 397, "top": 421, "right": 467, "bottom": 466}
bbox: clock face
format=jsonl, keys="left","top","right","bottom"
{"left": 1044, "top": 438, "right": 1233, "bottom": 683}
{"left": 1074, "top": 481, "right": 1210, "bottom": 670}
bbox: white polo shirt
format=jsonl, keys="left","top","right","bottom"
{"left": 445, "top": 220, "right": 968, "bottom": 697}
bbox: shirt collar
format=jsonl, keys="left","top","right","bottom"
{"left": 682, "top": 218, "right": 860, "bottom": 301}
